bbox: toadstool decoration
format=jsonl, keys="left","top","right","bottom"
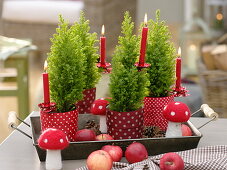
{"left": 90, "top": 98, "right": 109, "bottom": 133}
{"left": 38, "top": 128, "right": 69, "bottom": 170}
{"left": 163, "top": 101, "right": 191, "bottom": 137}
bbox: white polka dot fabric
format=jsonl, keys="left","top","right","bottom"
{"left": 40, "top": 109, "right": 79, "bottom": 142}
{"left": 143, "top": 95, "right": 174, "bottom": 130}
{"left": 106, "top": 108, "right": 143, "bottom": 140}
{"left": 76, "top": 88, "right": 96, "bottom": 114}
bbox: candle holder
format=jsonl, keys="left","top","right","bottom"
{"left": 135, "top": 62, "right": 150, "bottom": 71}
{"left": 173, "top": 86, "right": 189, "bottom": 97}
{"left": 97, "top": 62, "right": 112, "bottom": 73}
{"left": 38, "top": 102, "right": 56, "bottom": 113}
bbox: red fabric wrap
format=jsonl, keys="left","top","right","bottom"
{"left": 76, "top": 88, "right": 96, "bottom": 114}
{"left": 106, "top": 108, "right": 143, "bottom": 140}
{"left": 40, "top": 109, "right": 79, "bottom": 142}
{"left": 143, "top": 95, "right": 174, "bottom": 131}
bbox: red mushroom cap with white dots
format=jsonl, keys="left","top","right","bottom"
{"left": 163, "top": 101, "right": 191, "bottom": 122}
{"left": 38, "top": 128, "right": 69, "bottom": 150}
{"left": 90, "top": 98, "right": 109, "bottom": 115}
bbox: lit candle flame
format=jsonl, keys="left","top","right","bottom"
{"left": 144, "top": 13, "right": 148, "bottom": 26}
{"left": 216, "top": 13, "right": 223, "bottom": 21}
{"left": 44, "top": 60, "right": 48, "bottom": 72}
{"left": 101, "top": 25, "right": 105, "bottom": 36}
{"left": 178, "top": 47, "right": 181, "bottom": 57}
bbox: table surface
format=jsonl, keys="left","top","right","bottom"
{"left": 0, "top": 111, "right": 227, "bottom": 170}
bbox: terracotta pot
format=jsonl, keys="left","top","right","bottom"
{"left": 143, "top": 95, "right": 174, "bottom": 131}
{"left": 76, "top": 88, "right": 96, "bottom": 114}
{"left": 40, "top": 109, "right": 79, "bottom": 142}
{"left": 106, "top": 108, "right": 143, "bottom": 140}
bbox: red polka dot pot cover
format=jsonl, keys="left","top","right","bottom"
{"left": 106, "top": 108, "right": 143, "bottom": 140}
{"left": 40, "top": 109, "right": 79, "bottom": 142}
{"left": 76, "top": 88, "right": 96, "bottom": 114}
{"left": 143, "top": 95, "right": 174, "bottom": 131}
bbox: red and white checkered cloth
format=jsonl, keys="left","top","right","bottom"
{"left": 76, "top": 145, "right": 227, "bottom": 170}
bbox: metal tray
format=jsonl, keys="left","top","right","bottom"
{"left": 30, "top": 114, "right": 202, "bottom": 161}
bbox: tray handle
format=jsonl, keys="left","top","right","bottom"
{"left": 200, "top": 104, "right": 218, "bottom": 120}
{"left": 8, "top": 111, "right": 32, "bottom": 139}
{"left": 192, "top": 104, "right": 219, "bottom": 129}
{"left": 8, "top": 111, "right": 17, "bottom": 129}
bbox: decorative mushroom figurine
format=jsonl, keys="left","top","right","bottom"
{"left": 38, "top": 128, "right": 69, "bottom": 170}
{"left": 163, "top": 101, "right": 191, "bottom": 137}
{"left": 90, "top": 98, "right": 109, "bottom": 133}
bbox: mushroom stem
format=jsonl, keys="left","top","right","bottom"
{"left": 165, "top": 122, "right": 182, "bottom": 137}
{"left": 46, "top": 150, "right": 62, "bottom": 170}
{"left": 99, "top": 115, "right": 107, "bottom": 133}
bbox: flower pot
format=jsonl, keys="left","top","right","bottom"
{"left": 143, "top": 95, "right": 174, "bottom": 131}
{"left": 76, "top": 88, "right": 96, "bottom": 114}
{"left": 40, "top": 107, "right": 79, "bottom": 142}
{"left": 106, "top": 108, "right": 143, "bottom": 140}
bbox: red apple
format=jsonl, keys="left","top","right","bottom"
{"left": 160, "top": 152, "right": 184, "bottom": 170}
{"left": 101, "top": 145, "right": 123, "bottom": 162}
{"left": 125, "top": 142, "right": 148, "bottom": 163}
{"left": 181, "top": 124, "right": 192, "bottom": 136}
{"left": 87, "top": 150, "right": 113, "bottom": 170}
{"left": 75, "top": 129, "right": 96, "bottom": 141}
{"left": 96, "top": 134, "right": 114, "bottom": 141}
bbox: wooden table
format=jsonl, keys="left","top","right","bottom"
{"left": 0, "top": 112, "right": 227, "bottom": 170}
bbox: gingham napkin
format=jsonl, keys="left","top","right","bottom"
{"left": 76, "top": 145, "right": 227, "bottom": 170}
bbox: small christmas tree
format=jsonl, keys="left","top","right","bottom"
{"left": 109, "top": 11, "right": 149, "bottom": 112}
{"left": 71, "top": 12, "right": 100, "bottom": 89}
{"left": 146, "top": 10, "right": 176, "bottom": 97}
{"left": 47, "top": 15, "right": 85, "bottom": 112}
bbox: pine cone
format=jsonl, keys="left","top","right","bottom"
{"left": 143, "top": 126, "right": 156, "bottom": 138}
{"left": 143, "top": 126, "right": 166, "bottom": 138}
{"left": 84, "top": 120, "right": 101, "bottom": 135}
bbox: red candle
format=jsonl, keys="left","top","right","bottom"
{"left": 100, "top": 25, "right": 106, "bottom": 66}
{"left": 139, "top": 13, "right": 148, "bottom": 66}
{"left": 43, "top": 60, "right": 50, "bottom": 104}
{"left": 176, "top": 47, "right": 181, "bottom": 90}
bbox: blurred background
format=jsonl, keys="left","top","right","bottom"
{"left": 0, "top": 0, "right": 226, "bottom": 143}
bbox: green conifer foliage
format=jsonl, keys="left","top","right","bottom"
{"left": 71, "top": 12, "right": 100, "bottom": 89}
{"left": 47, "top": 15, "right": 85, "bottom": 112}
{"left": 146, "top": 10, "right": 176, "bottom": 97}
{"left": 109, "top": 12, "right": 149, "bottom": 112}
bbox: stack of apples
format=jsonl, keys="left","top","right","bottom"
{"left": 87, "top": 142, "right": 148, "bottom": 170}
{"left": 75, "top": 128, "right": 187, "bottom": 170}
{"left": 86, "top": 142, "right": 184, "bottom": 170}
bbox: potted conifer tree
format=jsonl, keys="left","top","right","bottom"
{"left": 143, "top": 10, "right": 176, "bottom": 131}
{"left": 107, "top": 12, "right": 149, "bottom": 140}
{"left": 40, "top": 15, "right": 85, "bottom": 142}
{"left": 72, "top": 12, "right": 101, "bottom": 114}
